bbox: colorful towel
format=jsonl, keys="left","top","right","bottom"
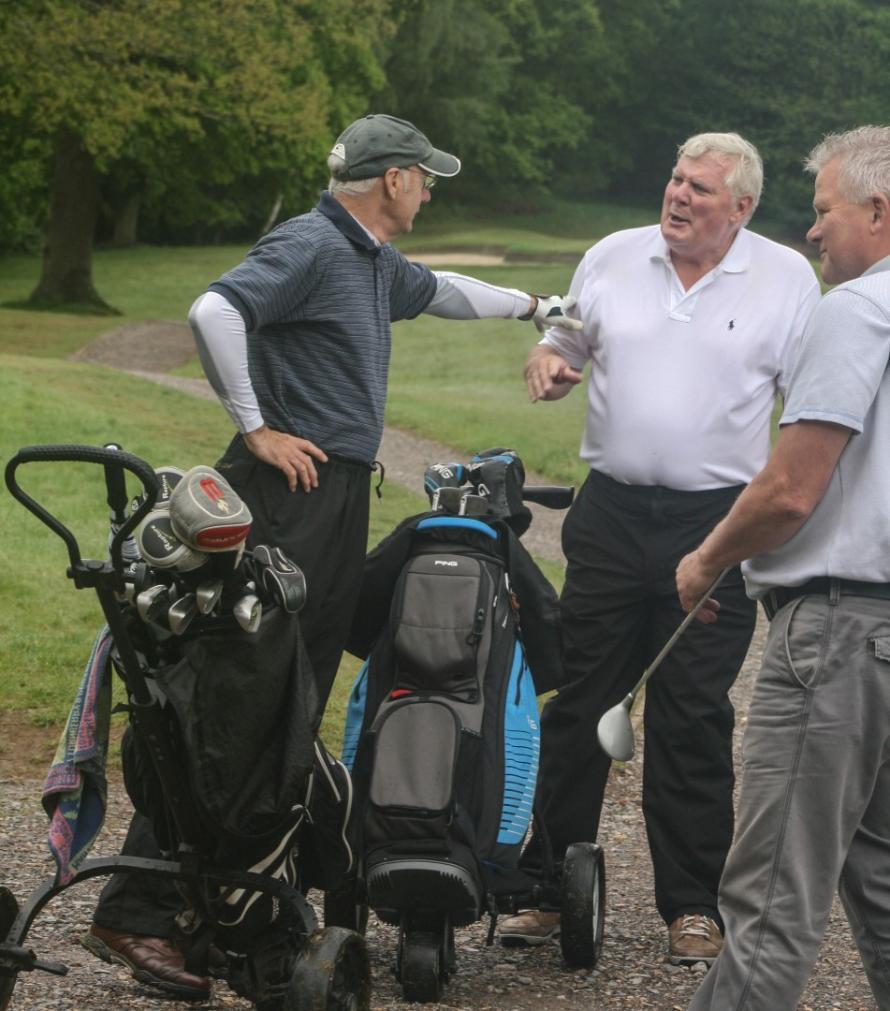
{"left": 41, "top": 626, "right": 114, "bottom": 885}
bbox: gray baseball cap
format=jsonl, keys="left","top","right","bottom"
{"left": 329, "top": 114, "right": 461, "bottom": 181}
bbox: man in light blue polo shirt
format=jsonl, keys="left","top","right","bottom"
{"left": 677, "top": 124, "right": 890, "bottom": 1009}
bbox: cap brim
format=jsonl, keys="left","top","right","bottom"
{"left": 419, "top": 148, "right": 461, "bottom": 178}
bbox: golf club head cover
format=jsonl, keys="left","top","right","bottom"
{"left": 252, "top": 544, "right": 307, "bottom": 613}
{"left": 169, "top": 465, "right": 252, "bottom": 552}
{"left": 131, "top": 465, "right": 186, "bottom": 515}
{"left": 423, "top": 462, "right": 467, "bottom": 506}
{"left": 136, "top": 510, "right": 208, "bottom": 572}
{"left": 468, "top": 447, "right": 532, "bottom": 534}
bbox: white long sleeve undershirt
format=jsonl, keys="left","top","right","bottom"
{"left": 188, "top": 273, "right": 534, "bottom": 435}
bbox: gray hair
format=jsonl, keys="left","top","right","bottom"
{"left": 326, "top": 152, "right": 378, "bottom": 196}
{"left": 676, "top": 132, "right": 763, "bottom": 217}
{"left": 804, "top": 126, "right": 890, "bottom": 202}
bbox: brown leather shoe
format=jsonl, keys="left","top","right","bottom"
{"left": 668, "top": 913, "right": 723, "bottom": 965}
{"left": 81, "top": 923, "right": 211, "bottom": 1000}
{"left": 499, "top": 909, "right": 561, "bottom": 947}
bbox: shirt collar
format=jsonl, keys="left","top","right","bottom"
{"left": 863, "top": 254, "right": 890, "bottom": 277}
{"left": 650, "top": 225, "right": 751, "bottom": 275}
{"left": 316, "top": 191, "right": 380, "bottom": 252}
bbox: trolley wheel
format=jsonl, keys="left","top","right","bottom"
{"left": 0, "top": 887, "right": 21, "bottom": 1011}
{"left": 323, "top": 885, "right": 369, "bottom": 935}
{"left": 400, "top": 931, "right": 442, "bottom": 1003}
{"left": 283, "top": 927, "right": 370, "bottom": 1011}
{"left": 559, "top": 842, "right": 605, "bottom": 968}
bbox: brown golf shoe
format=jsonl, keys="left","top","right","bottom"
{"left": 499, "top": 910, "right": 561, "bottom": 946}
{"left": 668, "top": 913, "right": 723, "bottom": 965}
{"left": 81, "top": 923, "right": 212, "bottom": 1000}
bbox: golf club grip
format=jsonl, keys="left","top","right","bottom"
{"left": 102, "top": 442, "right": 130, "bottom": 518}
{"left": 521, "top": 485, "right": 575, "bottom": 510}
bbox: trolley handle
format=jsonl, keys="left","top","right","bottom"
{"left": 521, "top": 485, "right": 575, "bottom": 510}
{"left": 5, "top": 444, "right": 159, "bottom": 578}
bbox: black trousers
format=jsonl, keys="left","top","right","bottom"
{"left": 94, "top": 438, "right": 371, "bottom": 936}
{"left": 521, "top": 470, "right": 755, "bottom": 928}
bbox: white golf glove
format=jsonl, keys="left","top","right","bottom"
{"left": 529, "top": 294, "right": 582, "bottom": 333}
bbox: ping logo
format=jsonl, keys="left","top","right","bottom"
{"left": 434, "top": 559, "right": 459, "bottom": 567}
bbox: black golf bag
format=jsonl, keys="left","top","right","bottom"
{"left": 336, "top": 450, "right": 604, "bottom": 1003}
{"left": 1, "top": 445, "right": 368, "bottom": 1011}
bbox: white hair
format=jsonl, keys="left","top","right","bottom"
{"left": 676, "top": 132, "right": 763, "bottom": 218}
{"left": 805, "top": 125, "right": 890, "bottom": 202}
{"left": 326, "top": 152, "right": 378, "bottom": 196}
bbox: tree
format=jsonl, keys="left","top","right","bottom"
{"left": 0, "top": 0, "right": 390, "bottom": 310}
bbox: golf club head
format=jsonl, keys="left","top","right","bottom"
{"left": 196, "top": 579, "right": 224, "bottom": 615}
{"left": 136, "top": 583, "right": 171, "bottom": 624}
{"left": 168, "top": 593, "right": 198, "bottom": 635}
{"left": 596, "top": 694, "right": 637, "bottom": 762}
{"left": 233, "top": 593, "right": 262, "bottom": 633}
{"left": 252, "top": 544, "right": 307, "bottom": 613}
{"left": 435, "top": 486, "right": 464, "bottom": 513}
{"left": 459, "top": 491, "right": 488, "bottom": 516}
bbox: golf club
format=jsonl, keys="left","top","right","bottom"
{"left": 233, "top": 593, "right": 262, "bottom": 633}
{"left": 196, "top": 579, "right": 224, "bottom": 615}
{"left": 136, "top": 583, "right": 172, "bottom": 624}
{"left": 252, "top": 545, "right": 307, "bottom": 613}
{"left": 596, "top": 568, "right": 728, "bottom": 762}
{"left": 168, "top": 592, "right": 198, "bottom": 635}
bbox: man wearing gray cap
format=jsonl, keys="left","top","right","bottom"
{"left": 80, "top": 113, "right": 579, "bottom": 1000}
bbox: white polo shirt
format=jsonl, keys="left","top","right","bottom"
{"left": 543, "top": 225, "right": 820, "bottom": 490}
{"left": 744, "top": 256, "right": 890, "bottom": 597}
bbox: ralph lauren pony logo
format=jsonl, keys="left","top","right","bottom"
{"left": 727, "top": 319, "right": 736, "bottom": 331}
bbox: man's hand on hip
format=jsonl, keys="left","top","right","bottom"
{"left": 243, "top": 426, "right": 329, "bottom": 493}
{"left": 525, "top": 347, "right": 583, "bottom": 402}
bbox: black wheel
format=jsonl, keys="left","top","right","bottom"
{"left": 0, "top": 887, "right": 20, "bottom": 1011}
{"left": 323, "top": 885, "right": 369, "bottom": 935}
{"left": 559, "top": 842, "right": 606, "bottom": 968}
{"left": 284, "top": 927, "right": 370, "bottom": 1011}
{"left": 400, "top": 931, "right": 442, "bottom": 1003}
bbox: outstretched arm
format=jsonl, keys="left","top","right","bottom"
{"left": 188, "top": 291, "right": 327, "bottom": 493}
{"left": 424, "top": 271, "right": 582, "bottom": 332}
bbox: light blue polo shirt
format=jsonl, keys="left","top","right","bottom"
{"left": 744, "top": 256, "right": 890, "bottom": 597}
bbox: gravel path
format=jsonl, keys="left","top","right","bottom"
{"left": 0, "top": 324, "right": 874, "bottom": 1009}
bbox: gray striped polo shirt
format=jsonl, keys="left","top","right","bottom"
{"left": 209, "top": 191, "right": 436, "bottom": 463}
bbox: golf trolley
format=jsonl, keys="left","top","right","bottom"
{"left": 1, "top": 443, "right": 369, "bottom": 1011}
{"left": 332, "top": 449, "right": 606, "bottom": 1003}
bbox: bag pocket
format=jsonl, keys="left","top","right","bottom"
{"left": 365, "top": 698, "right": 461, "bottom": 848}
{"left": 392, "top": 552, "right": 490, "bottom": 697}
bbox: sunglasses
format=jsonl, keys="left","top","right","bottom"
{"left": 404, "top": 166, "right": 436, "bottom": 190}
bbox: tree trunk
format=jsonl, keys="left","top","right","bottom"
{"left": 28, "top": 127, "right": 117, "bottom": 312}
{"left": 111, "top": 194, "right": 140, "bottom": 247}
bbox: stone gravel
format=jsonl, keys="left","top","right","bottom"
{"left": 0, "top": 324, "right": 876, "bottom": 1009}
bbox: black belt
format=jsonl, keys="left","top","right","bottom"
{"left": 762, "top": 577, "right": 890, "bottom": 620}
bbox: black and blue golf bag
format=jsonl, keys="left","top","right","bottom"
{"left": 336, "top": 449, "right": 587, "bottom": 1002}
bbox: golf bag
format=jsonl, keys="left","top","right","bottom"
{"left": 344, "top": 513, "right": 542, "bottom": 925}
{"left": 1, "top": 446, "right": 368, "bottom": 1011}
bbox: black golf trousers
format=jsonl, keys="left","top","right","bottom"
{"left": 94, "top": 437, "right": 371, "bottom": 937}
{"left": 522, "top": 469, "right": 755, "bottom": 928}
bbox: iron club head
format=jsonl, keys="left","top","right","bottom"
{"left": 196, "top": 579, "right": 224, "bottom": 615}
{"left": 233, "top": 593, "right": 262, "bottom": 633}
{"left": 168, "top": 593, "right": 198, "bottom": 635}
{"left": 596, "top": 693, "right": 637, "bottom": 762}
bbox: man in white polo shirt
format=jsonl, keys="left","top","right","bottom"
{"left": 678, "top": 124, "right": 890, "bottom": 1009}
{"left": 500, "top": 132, "right": 820, "bottom": 964}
